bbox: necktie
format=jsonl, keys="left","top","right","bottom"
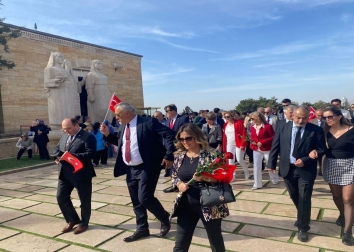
{"left": 125, "top": 124, "right": 131, "bottom": 163}
{"left": 169, "top": 119, "right": 174, "bottom": 129}
{"left": 65, "top": 135, "right": 74, "bottom": 150}
{"left": 292, "top": 126, "right": 302, "bottom": 159}
{"left": 267, "top": 117, "right": 270, "bottom": 124}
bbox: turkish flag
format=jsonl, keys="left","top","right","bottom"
{"left": 308, "top": 106, "right": 316, "bottom": 122}
{"left": 108, "top": 94, "right": 122, "bottom": 113}
{"left": 202, "top": 164, "right": 237, "bottom": 184}
{"left": 60, "top": 151, "right": 83, "bottom": 173}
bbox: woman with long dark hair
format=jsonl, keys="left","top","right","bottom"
{"left": 311, "top": 105, "right": 354, "bottom": 246}
{"left": 91, "top": 122, "right": 108, "bottom": 167}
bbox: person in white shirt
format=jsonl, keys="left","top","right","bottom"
{"left": 264, "top": 107, "right": 278, "bottom": 130}
{"left": 15, "top": 133, "right": 33, "bottom": 160}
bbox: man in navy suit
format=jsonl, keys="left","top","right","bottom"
{"left": 163, "top": 104, "right": 190, "bottom": 191}
{"left": 53, "top": 118, "right": 96, "bottom": 235}
{"left": 101, "top": 102, "right": 176, "bottom": 242}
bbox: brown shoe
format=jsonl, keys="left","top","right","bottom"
{"left": 74, "top": 225, "right": 88, "bottom": 234}
{"left": 62, "top": 221, "right": 80, "bottom": 233}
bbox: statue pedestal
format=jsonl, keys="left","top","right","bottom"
{"left": 47, "top": 129, "right": 64, "bottom": 154}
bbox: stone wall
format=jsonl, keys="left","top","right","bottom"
{"left": 0, "top": 24, "right": 143, "bottom": 133}
{"left": 0, "top": 138, "right": 19, "bottom": 159}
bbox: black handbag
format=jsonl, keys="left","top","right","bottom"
{"left": 200, "top": 183, "right": 236, "bottom": 207}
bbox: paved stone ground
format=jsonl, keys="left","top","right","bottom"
{"left": 0, "top": 159, "right": 351, "bottom": 252}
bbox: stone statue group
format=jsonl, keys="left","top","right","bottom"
{"left": 44, "top": 52, "right": 112, "bottom": 129}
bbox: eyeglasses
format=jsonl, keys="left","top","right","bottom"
{"left": 322, "top": 116, "right": 335, "bottom": 120}
{"left": 178, "top": 136, "right": 193, "bottom": 142}
{"left": 264, "top": 112, "right": 270, "bottom": 114}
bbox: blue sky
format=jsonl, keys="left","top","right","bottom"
{"left": 4, "top": 0, "right": 354, "bottom": 111}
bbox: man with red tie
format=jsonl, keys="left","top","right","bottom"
{"left": 100, "top": 102, "right": 176, "bottom": 242}
{"left": 163, "top": 104, "right": 190, "bottom": 192}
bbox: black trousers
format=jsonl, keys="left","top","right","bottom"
{"left": 245, "top": 143, "right": 254, "bottom": 163}
{"left": 37, "top": 142, "right": 49, "bottom": 160}
{"left": 56, "top": 177, "right": 92, "bottom": 226}
{"left": 17, "top": 148, "right": 32, "bottom": 159}
{"left": 174, "top": 188, "right": 225, "bottom": 252}
{"left": 283, "top": 165, "right": 314, "bottom": 232}
{"left": 93, "top": 148, "right": 108, "bottom": 165}
{"left": 126, "top": 165, "right": 169, "bottom": 231}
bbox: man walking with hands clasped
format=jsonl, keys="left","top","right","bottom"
{"left": 100, "top": 102, "right": 176, "bottom": 242}
{"left": 267, "top": 106, "right": 327, "bottom": 242}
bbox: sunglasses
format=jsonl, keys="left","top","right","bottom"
{"left": 282, "top": 104, "right": 288, "bottom": 107}
{"left": 322, "top": 116, "right": 335, "bottom": 120}
{"left": 225, "top": 116, "right": 231, "bottom": 119}
{"left": 178, "top": 136, "right": 193, "bottom": 142}
{"left": 264, "top": 111, "right": 270, "bottom": 114}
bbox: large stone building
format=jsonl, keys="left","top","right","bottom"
{"left": 0, "top": 23, "right": 144, "bottom": 134}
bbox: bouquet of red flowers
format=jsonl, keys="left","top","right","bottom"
{"left": 186, "top": 151, "right": 236, "bottom": 185}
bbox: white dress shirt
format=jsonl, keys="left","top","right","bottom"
{"left": 122, "top": 115, "right": 143, "bottom": 166}
{"left": 290, "top": 122, "right": 305, "bottom": 164}
{"left": 341, "top": 109, "right": 352, "bottom": 120}
{"left": 253, "top": 124, "right": 264, "bottom": 151}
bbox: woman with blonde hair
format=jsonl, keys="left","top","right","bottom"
{"left": 172, "top": 123, "right": 228, "bottom": 252}
{"left": 249, "top": 111, "right": 279, "bottom": 189}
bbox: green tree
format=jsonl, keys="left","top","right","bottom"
{"left": 182, "top": 106, "right": 193, "bottom": 114}
{"left": 0, "top": 1, "right": 21, "bottom": 70}
{"left": 312, "top": 100, "right": 331, "bottom": 110}
{"left": 235, "top": 96, "right": 279, "bottom": 112}
{"left": 301, "top": 102, "right": 313, "bottom": 107}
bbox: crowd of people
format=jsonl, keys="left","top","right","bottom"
{"left": 16, "top": 97, "right": 354, "bottom": 251}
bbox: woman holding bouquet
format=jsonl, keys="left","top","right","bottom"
{"left": 222, "top": 111, "right": 249, "bottom": 179}
{"left": 249, "top": 112, "right": 279, "bottom": 189}
{"left": 172, "top": 123, "right": 228, "bottom": 252}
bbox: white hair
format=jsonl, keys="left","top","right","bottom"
{"left": 114, "top": 102, "right": 136, "bottom": 113}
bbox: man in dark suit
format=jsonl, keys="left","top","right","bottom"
{"left": 267, "top": 106, "right": 326, "bottom": 242}
{"left": 214, "top": 107, "right": 225, "bottom": 128}
{"left": 53, "top": 118, "right": 96, "bottom": 235}
{"left": 163, "top": 104, "right": 189, "bottom": 190}
{"left": 275, "top": 105, "right": 294, "bottom": 132}
{"left": 277, "top": 98, "right": 292, "bottom": 121}
{"left": 101, "top": 102, "right": 176, "bottom": 242}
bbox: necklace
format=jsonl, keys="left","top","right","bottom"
{"left": 187, "top": 153, "right": 199, "bottom": 164}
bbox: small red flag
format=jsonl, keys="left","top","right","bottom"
{"left": 308, "top": 106, "right": 316, "bottom": 122}
{"left": 108, "top": 94, "right": 122, "bottom": 113}
{"left": 61, "top": 151, "right": 83, "bottom": 173}
{"left": 202, "top": 165, "right": 237, "bottom": 184}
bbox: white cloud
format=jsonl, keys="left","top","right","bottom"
{"left": 157, "top": 39, "right": 219, "bottom": 53}
{"left": 143, "top": 67, "right": 195, "bottom": 86}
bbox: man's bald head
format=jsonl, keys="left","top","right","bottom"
{"left": 62, "top": 118, "right": 80, "bottom": 136}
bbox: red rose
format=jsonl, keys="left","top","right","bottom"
{"left": 214, "top": 158, "right": 222, "bottom": 163}
{"left": 225, "top": 152, "right": 234, "bottom": 159}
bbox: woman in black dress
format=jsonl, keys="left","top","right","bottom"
{"left": 30, "top": 119, "right": 50, "bottom": 160}
{"left": 311, "top": 106, "right": 354, "bottom": 246}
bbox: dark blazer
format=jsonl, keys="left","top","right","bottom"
{"left": 30, "top": 124, "right": 50, "bottom": 144}
{"left": 201, "top": 123, "right": 222, "bottom": 144}
{"left": 53, "top": 129, "right": 96, "bottom": 181}
{"left": 274, "top": 118, "right": 289, "bottom": 132}
{"left": 104, "top": 116, "right": 176, "bottom": 177}
{"left": 166, "top": 114, "right": 190, "bottom": 132}
{"left": 267, "top": 122, "right": 326, "bottom": 181}
{"left": 250, "top": 124, "right": 274, "bottom": 151}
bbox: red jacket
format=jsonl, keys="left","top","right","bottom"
{"left": 222, "top": 120, "right": 247, "bottom": 151}
{"left": 250, "top": 123, "right": 274, "bottom": 151}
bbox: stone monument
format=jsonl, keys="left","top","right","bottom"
{"left": 44, "top": 52, "right": 81, "bottom": 129}
{"left": 86, "top": 60, "right": 112, "bottom": 123}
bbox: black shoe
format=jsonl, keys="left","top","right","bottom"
{"left": 160, "top": 221, "right": 171, "bottom": 237}
{"left": 298, "top": 231, "right": 308, "bottom": 242}
{"left": 163, "top": 186, "right": 175, "bottom": 193}
{"left": 342, "top": 232, "right": 354, "bottom": 246}
{"left": 317, "top": 171, "right": 322, "bottom": 176}
{"left": 336, "top": 215, "right": 345, "bottom": 227}
{"left": 123, "top": 230, "right": 150, "bottom": 242}
{"left": 294, "top": 220, "right": 298, "bottom": 227}
{"left": 164, "top": 169, "right": 171, "bottom": 177}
